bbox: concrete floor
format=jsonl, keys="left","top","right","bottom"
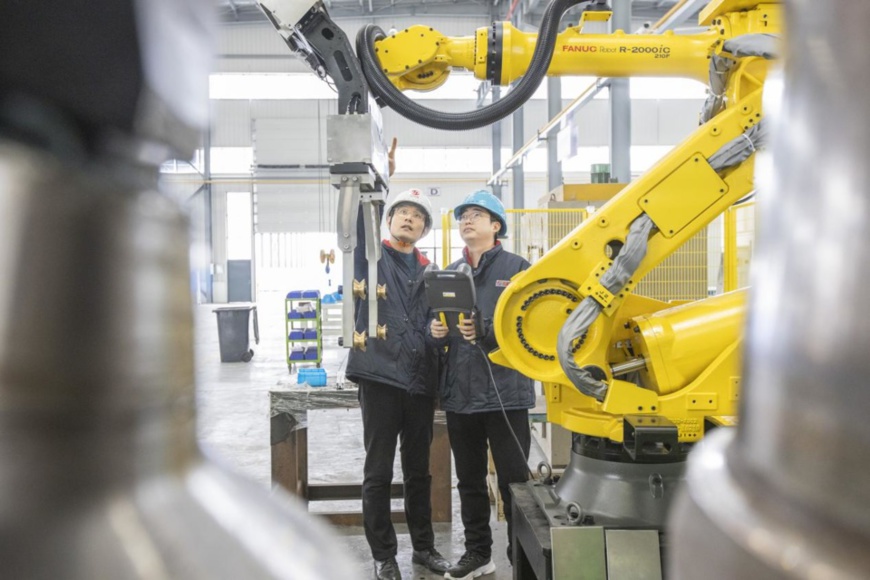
{"left": 194, "top": 291, "right": 523, "bottom": 579}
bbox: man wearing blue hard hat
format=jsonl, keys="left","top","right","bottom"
{"left": 429, "top": 190, "right": 535, "bottom": 579}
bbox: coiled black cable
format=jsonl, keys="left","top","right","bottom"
{"left": 475, "top": 342, "right": 535, "bottom": 481}
{"left": 355, "top": 0, "right": 585, "bottom": 131}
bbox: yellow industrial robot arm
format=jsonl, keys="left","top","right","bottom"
{"left": 364, "top": 0, "right": 780, "bottom": 446}
{"left": 481, "top": 2, "right": 779, "bottom": 445}
{"left": 356, "top": 0, "right": 777, "bottom": 130}
{"left": 489, "top": 93, "right": 760, "bottom": 443}
{"left": 375, "top": 12, "right": 718, "bottom": 91}
{"left": 376, "top": 1, "right": 777, "bottom": 91}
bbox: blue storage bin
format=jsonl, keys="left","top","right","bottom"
{"left": 304, "top": 347, "right": 319, "bottom": 360}
{"left": 288, "top": 330, "right": 304, "bottom": 340}
{"left": 297, "top": 368, "right": 327, "bottom": 387}
{"left": 302, "top": 310, "right": 317, "bottom": 319}
{"left": 303, "top": 329, "right": 318, "bottom": 339}
{"left": 289, "top": 347, "right": 305, "bottom": 361}
{"left": 286, "top": 290, "right": 303, "bottom": 299}
{"left": 302, "top": 290, "right": 320, "bottom": 299}
{"left": 287, "top": 310, "right": 302, "bottom": 319}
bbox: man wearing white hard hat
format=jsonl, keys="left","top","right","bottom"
{"left": 345, "top": 187, "right": 450, "bottom": 580}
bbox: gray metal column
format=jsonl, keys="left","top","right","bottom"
{"left": 511, "top": 104, "right": 525, "bottom": 210}
{"left": 491, "top": 86, "right": 503, "bottom": 199}
{"left": 609, "top": 0, "right": 631, "bottom": 184}
{"left": 547, "top": 77, "right": 563, "bottom": 194}
{"left": 510, "top": 10, "right": 525, "bottom": 210}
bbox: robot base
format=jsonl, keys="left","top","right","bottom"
{"left": 510, "top": 438, "right": 689, "bottom": 579}
{"left": 550, "top": 443, "right": 688, "bottom": 528}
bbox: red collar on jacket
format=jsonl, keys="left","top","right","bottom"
{"left": 383, "top": 240, "right": 431, "bottom": 266}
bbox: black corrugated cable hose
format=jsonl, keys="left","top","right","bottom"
{"left": 355, "top": 0, "right": 585, "bottom": 131}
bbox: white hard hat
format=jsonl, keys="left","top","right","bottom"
{"left": 387, "top": 188, "right": 433, "bottom": 228}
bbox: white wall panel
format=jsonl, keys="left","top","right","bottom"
{"left": 381, "top": 100, "right": 493, "bottom": 147}
{"left": 379, "top": 99, "right": 576, "bottom": 149}
{"left": 657, "top": 99, "right": 704, "bottom": 144}
{"left": 210, "top": 183, "right": 236, "bottom": 303}
{"left": 251, "top": 102, "right": 330, "bottom": 163}
{"left": 253, "top": 100, "right": 325, "bottom": 118}
{"left": 557, "top": 101, "right": 611, "bottom": 147}
{"left": 631, "top": 99, "right": 660, "bottom": 146}
{"left": 520, "top": 101, "right": 549, "bottom": 141}
{"left": 254, "top": 180, "right": 334, "bottom": 233}
{"left": 218, "top": 23, "right": 289, "bottom": 57}
{"left": 212, "top": 100, "right": 252, "bottom": 147}
{"left": 253, "top": 118, "right": 322, "bottom": 166}
{"left": 206, "top": 98, "right": 704, "bottom": 174}
{"left": 215, "top": 56, "right": 307, "bottom": 74}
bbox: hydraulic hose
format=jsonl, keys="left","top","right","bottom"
{"left": 355, "top": 0, "right": 585, "bottom": 131}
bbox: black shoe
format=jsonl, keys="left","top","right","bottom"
{"left": 374, "top": 557, "right": 402, "bottom": 580}
{"left": 444, "top": 551, "right": 496, "bottom": 579}
{"left": 411, "top": 547, "right": 450, "bottom": 574}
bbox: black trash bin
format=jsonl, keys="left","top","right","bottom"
{"left": 213, "top": 304, "right": 259, "bottom": 362}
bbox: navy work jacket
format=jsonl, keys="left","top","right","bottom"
{"left": 345, "top": 220, "right": 439, "bottom": 397}
{"left": 432, "top": 243, "right": 535, "bottom": 414}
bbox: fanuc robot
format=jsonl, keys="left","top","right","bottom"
{"left": 260, "top": 0, "right": 778, "bottom": 572}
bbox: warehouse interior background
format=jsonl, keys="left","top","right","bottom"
{"left": 7, "top": 0, "right": 870, "bottom": 576}
{"left": 23, "top": 0, "right": 870, "bottom": 579}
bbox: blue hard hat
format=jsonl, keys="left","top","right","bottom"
{"left": 454, "top": 190, "right": 508, "bottom": 238}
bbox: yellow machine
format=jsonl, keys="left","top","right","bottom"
{"left": 378, "top": 6, "right": 720, "bottom": 89}
{"left": 260, "top": 0, "right": 780, "bottom": 564}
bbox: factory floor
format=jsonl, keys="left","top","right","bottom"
{"left": 195, "top": 291, "right": 529, "bottom": 579}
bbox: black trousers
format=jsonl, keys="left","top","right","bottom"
{"left": 446, "top": 409, "right": 531, "bottom": 558}
{"left": 359, "top": 379, "right": 436, "bottom": 561}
